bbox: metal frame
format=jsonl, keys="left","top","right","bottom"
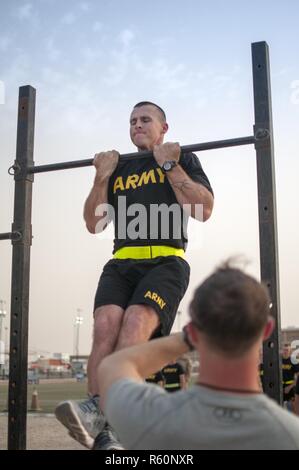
{"left": 7, "top": 86, "right": 35, "bottom": 450}
{"left": 252, "top": 42, "right": 282, "bottom": 401}
{"left": 0, "top": 41, "right": 281, "bottom": 449}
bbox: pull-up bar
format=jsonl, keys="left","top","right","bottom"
{"left": 1, "top": 41, "right": 282, "bottom": 450}
{"left": 0, "top": 232, "right": 22, "bottom": 241}
{"left": 9, "top": 135, "right": 260, "bottom": 176}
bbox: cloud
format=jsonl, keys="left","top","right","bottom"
{"left": 100, "top": 30, "right": 192, "bottom": 94}
{"left": 135, "top": 58, "right": 189, "bottom": 92}
{"left": 119, "top": 29, "right": 134, "bottom": 48}
{"left": 213, "top": 75, "right": 232, "bottom": 86}
{"left": 0, "top": 52, "right": 31, "bottom": 104}
{"left": 0, "top": 36, "right": 12, "bottom": 52}
{"left": 34, "top": 67, "right": 112, "bottom": 137}
{"left": 17, "top": 3, "right": 33, "bottom": 20}
{"left": 61, "top": 12, "right": 77, "bottom": 25}
{"left": 0, "top": 80, "right": 5, "bottom": 104}
{"left": 102, "top": 29, "right": 136, "bottom": 87}
{"left": 79, "top": 2, "right": 90, "bottom": 11}
{"left": 45, "top": 37, "right": 61, "bottom": 61}
{"left": 41, "top": 66, "right": 66, "bottom": 86}
{"left": 290, "top": 80, "right": 299, "bottom": 105}
{"left": 152, "top": 37, "right": 174, "bottom": 49}
{"left": 92, "top": 21, "right": 103, "bottom": 33}
{"left": 81, "top": 47, "right": 102, "bottom": 62}
{"left": 13, "top": 2, "right": 39, "bottom": 30}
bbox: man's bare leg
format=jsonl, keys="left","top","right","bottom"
{"left": 55, "top": 304, "right": 124, "bottom": 448}
{"left": 92, "top": 304, "right": 160, "bottom": 450}
{"left": 88, "top": 305, "right": 124, "bottom": 395}
{"left": 115, "top": 304, "right": 160, "bottom": 350}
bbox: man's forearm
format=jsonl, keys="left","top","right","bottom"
{"left": 83, "top": 175, "right": 110, "bottom": 233}
{"left": 98, "top": 333, "right": 190, "bottom": 406}
{"left": 284, "top": 383, "right": 295, "bottom": 394}
{"left": 166, "top": 165, "right": 213, "bottom": 221}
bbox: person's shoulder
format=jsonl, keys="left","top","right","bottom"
{"left": 105, "top": 379, "right": 161, "bottom": 414}
{"left": 262, "top": 394, "right": 299, "bottom": 431}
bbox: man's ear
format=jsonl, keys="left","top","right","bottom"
{"left": 162, "top": 122, "right": 169, "bottom": 135}
{"left": 263, "top": 316, "right": 275, "bottom": 341}
{"left": 187, "top": 322, "right": 199, "bottom": 348}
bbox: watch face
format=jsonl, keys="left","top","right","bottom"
{"left": 163, "top": 162, "right": 172, "bottom": 171}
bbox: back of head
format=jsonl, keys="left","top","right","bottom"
{"left": 189, "top": 261, "right": 271, "bottom": 357}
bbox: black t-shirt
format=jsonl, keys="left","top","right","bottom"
{"left": 260, "top": 360, "right": 299, "bottom": 396}
{"left": 282, "top": 357, "right": 299, "bottom": 400}
{"left": 107, "top": 152, "right": 213, "bottom": 253}
{"left": 282, "top": 357, "right": 299, "bottom": 385}
{"left": 145, "top": 371, "right": 164, "bottom": 385}
{"left": 296, "top": 374, "right": 299, "bottom": 395}
{"left": 162, "top": 362, "right": 184, "bottom": 391}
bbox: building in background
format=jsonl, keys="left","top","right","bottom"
{"left": 29, "top": 357, "right": 71, "bottom": 378}
{"left": 282, "top": 327, "right": 299, "bottom": 347}
{"left": 69, "top": 354, "right": 88, "bottom": 378}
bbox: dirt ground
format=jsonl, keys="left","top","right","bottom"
{"left": 0, "top": 414, "right": 87, "bottom": 450}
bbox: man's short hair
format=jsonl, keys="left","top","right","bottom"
{"left": 133, "top": 101, "right": 166, "bottom": 122}
{"left": 189, "top": 261, "right": 271, "bottom": 357}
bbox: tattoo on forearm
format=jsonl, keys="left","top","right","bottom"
{"left": 169, "top": 180, "right": 191, "bottom": 192}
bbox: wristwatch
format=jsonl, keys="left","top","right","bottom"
{"left": 161, "top": 160, "right": 177, "bottom": 173}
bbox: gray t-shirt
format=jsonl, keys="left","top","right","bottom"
{"left": 105, "top": 379, "right": 299, "bottom": 450}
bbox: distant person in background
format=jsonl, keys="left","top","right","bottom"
{"left": 145, "top": 370, "right": 165, "bottom": 388}
{"left": 282, "top": 343, "right": 299, "bottom": 411}
{"left": 178, "top": 355, "right": 193, "bottom": 387}
{"left": 162, "top": 361, "right": 187, "bottom": 392}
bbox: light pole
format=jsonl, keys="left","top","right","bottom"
{"left": 74, "top": 309, "right": 83, "bottom": 359}
{"left": 4, "top": 327, "right": 8, "bottom": 353}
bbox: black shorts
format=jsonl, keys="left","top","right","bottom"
{"left": 94, "top": 256, "right": 190, "bottom": 337}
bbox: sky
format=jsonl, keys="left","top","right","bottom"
{"left": 0, "top": 0, "right": 298, "bottom": 356}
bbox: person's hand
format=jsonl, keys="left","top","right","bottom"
{"left": 153, "top": 142, "right": 181, "bottom": 167}
{"left": 93, "top": 150, "right": 119, "bottom": 180}
{"left": 284, "top": 384, "right": 294, "bottom": 394}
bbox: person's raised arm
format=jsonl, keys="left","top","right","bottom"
{"left": 153, "top": 143, "right": 213, "bottom": 221}
{"left": 83, "top": 150, "right": 119, "bottom": 233}
{"left": 98, "top": 329, "right": 194, "bottom": 410}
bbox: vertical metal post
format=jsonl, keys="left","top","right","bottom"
{"left": 251, "top": 42, "right": 282, "bottom": 403}
{"left": 8, "top": 86, "right": 35, "bottom": 449}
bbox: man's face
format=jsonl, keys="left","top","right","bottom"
{"left": 282, "top": 345, "right": 291, "bottom": 358}
{"left": 129, "top": 105, "right": 168, "bottom": 151}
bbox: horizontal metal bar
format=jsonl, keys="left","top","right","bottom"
{"left": 0, "top": 232, "right": 22, "bottom": 241}
{"left": 28, "top": 135, "right": 256, "bottom": 174}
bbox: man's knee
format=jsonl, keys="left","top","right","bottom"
{"left": 122, "top": 305, "right": 160, "bottom": 339}
{"left": 93, "top": 305, "right": 123, "bottom": 344}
